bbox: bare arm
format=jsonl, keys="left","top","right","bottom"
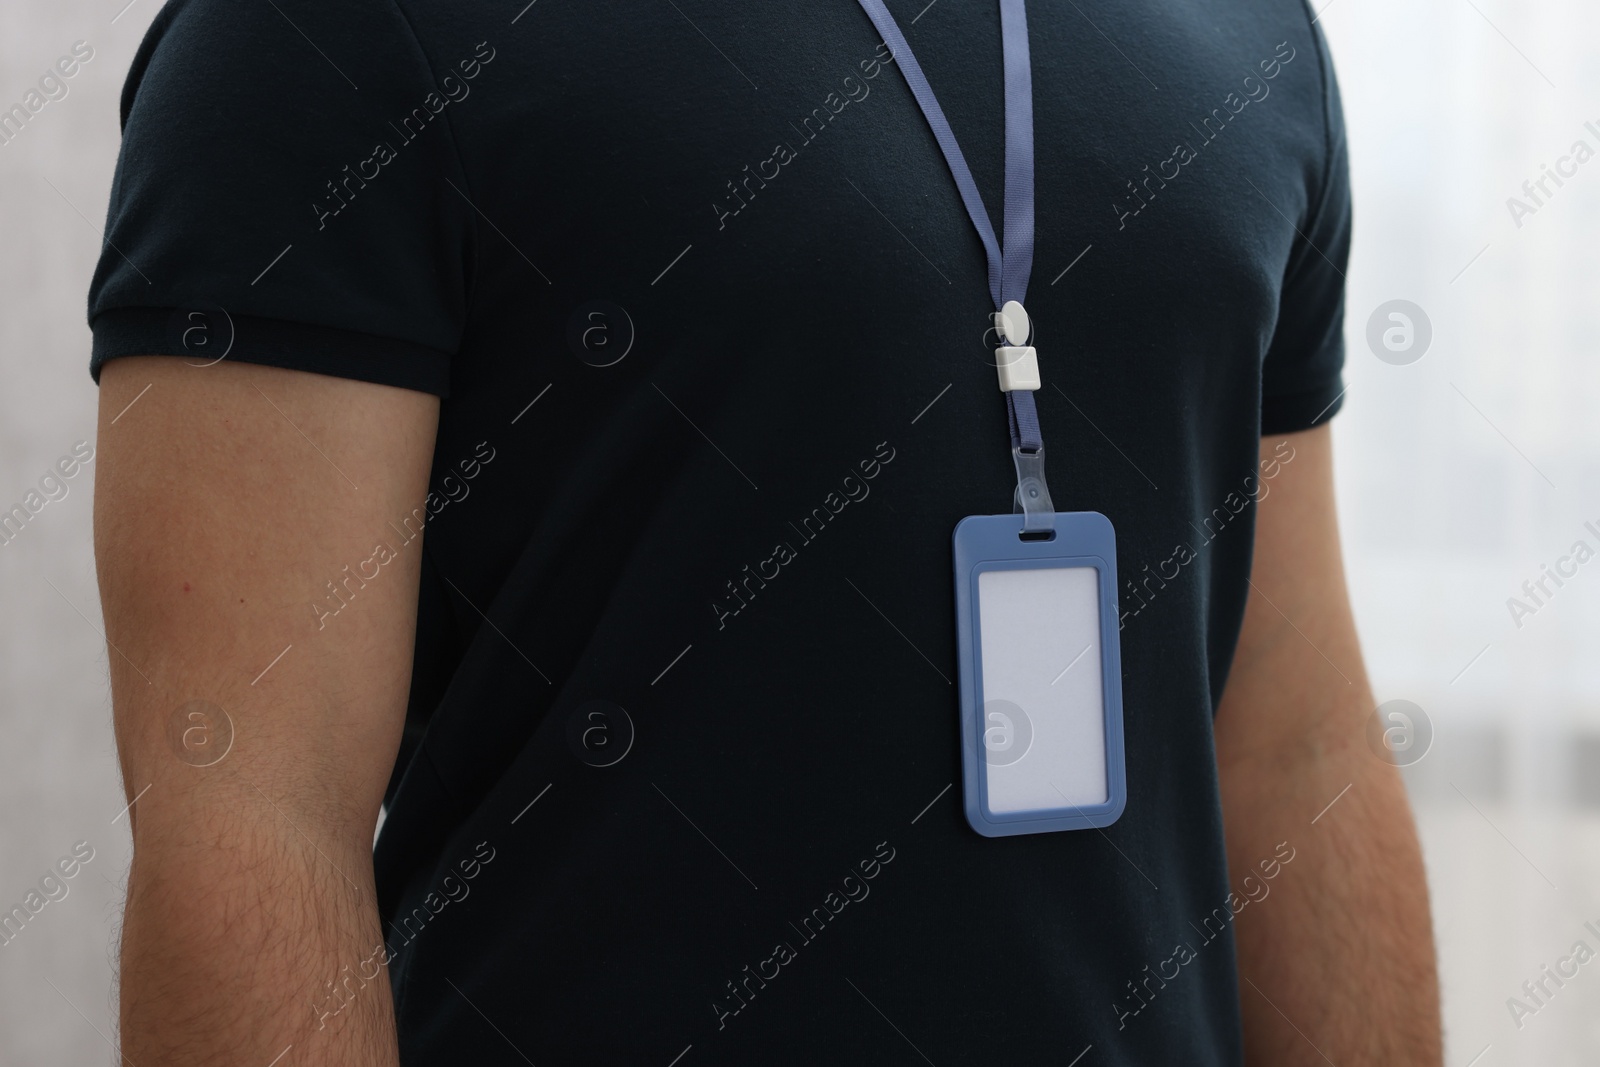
{"left": 1214, "top": 423, "right": 1441, "bottom": 1064}
{"left": 95, "top": 356, "right": 438, "bottom": 1065}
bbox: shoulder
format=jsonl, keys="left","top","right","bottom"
{"left": 118, "top": 0, "right": 466, "bottom": 126}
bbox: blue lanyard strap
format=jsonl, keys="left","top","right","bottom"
{"left": 854, "top": 0, "right": 1034, "bottom": 310}
{"left": 854, "top": 0, "right": 1052, "bottom": 513}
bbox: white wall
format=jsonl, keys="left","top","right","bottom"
{"left": 0, "top": 2, "right": 144, "bottom": 1064}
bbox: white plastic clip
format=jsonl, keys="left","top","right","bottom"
{"left": 995, "top": 346, "right": 1040, "bottom": 392}
{"left": 993, "top": 301, "right": 1039, "bottom": 392}
{"left": 995, "top": 300, "right": 1030, "bottom": 345}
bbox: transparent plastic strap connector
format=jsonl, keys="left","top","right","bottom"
{"left": 1012, "top": 446, "right": 1055, "bottom": 533}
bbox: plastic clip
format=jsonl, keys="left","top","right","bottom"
{"left": 1012, "top": 446, "right": 1056, "bottom": 534}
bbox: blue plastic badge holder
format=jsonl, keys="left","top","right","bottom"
{"left": 952, "top": 511, "right": 1127, "bottom": 837}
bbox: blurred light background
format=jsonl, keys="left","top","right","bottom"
{"left": 1331, "top": 0, "right": 1600, "bottom": 1062}
{"left": 0, "top": 0, "right": 1595, "bottom": 1062}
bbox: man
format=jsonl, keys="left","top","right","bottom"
{"left": 90, "top": 0, "right": 1440, "bottom": 1063}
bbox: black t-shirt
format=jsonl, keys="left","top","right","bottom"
{"left": 89, "top": 0, "right": 1349, "bottom": 1062}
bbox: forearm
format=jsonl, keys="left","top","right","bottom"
{"left": 121, "top": 817, "right": 398, "bottom": 1065}
{"left": 111, "top": 647, "right": 405, "bottom": 1067}
{"left": 1218, "top": 697, "right": 1439, "bottom": 1064}
{"left": 107, "top": 634, "right": 403, "bottom": 1066}
{"left": 1215, "top": 425, "right": 1440, "bottom": 1064}
{"left": 104, "top": 532, "right": 407, "bottom": 1067}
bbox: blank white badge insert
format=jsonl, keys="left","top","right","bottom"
{"left": 976, "top": 566, "right": 1108, "bottom": 815}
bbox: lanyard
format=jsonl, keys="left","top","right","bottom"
{"left": 854, "top": 0, "right": 1055, "bottom": 530}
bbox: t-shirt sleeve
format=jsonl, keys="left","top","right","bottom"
{"left": 87, "top": 0, "right": 476, "bottom": 396}
{"left": 1259, "top": 18, "right": 1350, "bottom": 435}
